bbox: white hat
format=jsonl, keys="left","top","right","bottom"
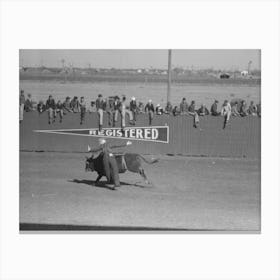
{"left": 131, "top": 96, "right": 135, "bottom": 101}
{"left": 98, "top": 138, "right": 106, "bottom": 145}
{"left": 149, "top": 99, "right": 152, "bottom": 103}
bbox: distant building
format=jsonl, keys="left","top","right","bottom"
{"left": 220, "top": 73, "right": 230, "bottom": 79}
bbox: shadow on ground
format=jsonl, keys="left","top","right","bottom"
{"left": 19, "top": 223, "right": 224, "bottom": 231}
{"left": 68, "top": 179, "right": 147, "bottom": 190}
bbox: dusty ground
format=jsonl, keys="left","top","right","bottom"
{"left": 20, "top": 152, "right": 260, "bottom": 231}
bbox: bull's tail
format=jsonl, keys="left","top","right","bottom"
{"left": 137, "top": 155, "right": 159, "bottom": 164}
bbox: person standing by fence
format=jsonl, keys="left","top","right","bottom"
{"left": 120, "top": 96, "right": 134, "bottom": 130}
{"left": 221, "top": 100, "right": 231, "bottom": 129}
{"left": 145, "top": 99, "right": 155, "bottom": 126}
{"left": 130, "top": 96, "right": 138, "bottom": 123}
{"left": 79, "top": 96, "right": 86, "bottom": 125}
{"left": 96, "top": 94, "right": 105, "bottom": 131}
{"left": 19, "top": 90, "right": 25, "bottom": 123}
{"left": 45, "top": 95, "right": 56, "bottom": 124}
{"left": 105, "top": 98, "right": 114, "bottom": 126}
{"left": 56, "top": 100, "right": 64, "bottom": 123}
{"left": 112, "top": 96, "right": 120, "bottom": 127}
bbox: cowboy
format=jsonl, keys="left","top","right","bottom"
{"left": 88, "top": 139, "right": 132, "bottom": 190}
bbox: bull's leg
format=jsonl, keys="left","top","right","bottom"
{"left": 139, "top": 168, "right": 150, "bottom": 185}
{"left": 95, "top": 174, "right": 103, "bottom": 184}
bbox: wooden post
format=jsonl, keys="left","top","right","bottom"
{"left": 167, "top": 49, "right": 172, "bottom": 104}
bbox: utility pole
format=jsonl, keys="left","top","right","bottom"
{"left": 167, "top": 49, "right": 172, "bottom": 104}
{"left": 248, "top": 60, "right": 252, "bottom": 75}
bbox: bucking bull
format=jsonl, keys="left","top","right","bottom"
{"left": 85, "top": 141, "right": 159, "bottom": 188}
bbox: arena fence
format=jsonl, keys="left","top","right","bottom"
{"left": 20, "top": 111, "right": 260, "bottom": 159}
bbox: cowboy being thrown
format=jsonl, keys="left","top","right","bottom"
{"left": 87, "top": 138, "right": 132, "bottom": 190}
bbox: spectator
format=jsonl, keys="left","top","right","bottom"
{"left": 221, "top": 100, "right": 231, "bottom": 129}
{"left": 188, "top": 100, "right": 200, "bottom": 128}
{"left": 256, "top": 103, "right": 261, "bottom": 117}
{"left": 19, "top": 90, "right": 25, "bottom": 123}
{"left": 120, "top": 96, "right": 134, "bottom": 130}
{"left": 197, "top": 104, "right": 209, "bottom": 116}
{"left": 56, "top": 100, "right": 64, "bottom": 123}
{"left": 95, "top": 94, "right": 105, "bottom": 131}
{"left": 130, "top": 97, "right": 137, "bottom": 123}
{"left": 172, "top": 106, "right": 180, "bottom": 116}
{"left": 112, "top": 95, "right": 121, "bottom": 127}
{"left": 79, "top": 96, "right": 86, "bottom": 125}
{"left": 165, "top": 101, "right": 173, "bottom": 115}
{"left": 45, "top": 95, "right": 56, "bottom": 124}
{"left": 37, "top": 100, "right": 45, "bottom": 114}
{"left": 88, "top": 101, "right": 97, "bottom": 113}
{"left": 239, "top": 100, "right": 248, "bottom": 117}
{"left": 155, "top": 104, "right": 163, "bottom": 115}
{"left": 231, "top": 102, "right": 240, "bottom": 117}
{"left": 248, "top": 101, "right": 257, "bottom": 116}
{"left": 138, "top": 101, "right": 145, "bottom": 114}
{"left": 25, "top": 94, "right": 34, "bottom": 112}
{"left": 145, "top": 99, "right": 155, "bottom": 126}
{"left": 70, "top": 96, "right": 80, "bottom": 113}
{"left": 63, "top": 97, "right": 72, "bottom": 113}
{"left": 180, "top": 98, "right": 188, "bottom": 115}
{"left": 105, "top": 98, "right": 114, "bottom": 126}
{"left": 210, "top": 100, "right": 220, "bottom": 116}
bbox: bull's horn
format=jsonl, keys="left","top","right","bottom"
{"left": 87, "top": 145, "right": 91, "bottom": 152}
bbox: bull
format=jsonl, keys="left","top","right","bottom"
{"left": 85, "top": 153, "right": 158, "bottom": 186}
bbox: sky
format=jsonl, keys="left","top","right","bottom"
{"left": 19, "top": 49, "right": 261, "bottom": 71}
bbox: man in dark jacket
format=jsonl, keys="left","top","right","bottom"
{"left": 145, "top": 100, "right": 155, "bottom": 125}
{"left": 210, "top": 100, "right": 220, "bottom": 116}
{"left": 130, "top": 97, "right": 138, "bottom": 123}
{"left": 197, "top": 104, "right": 210, "bottom": 116}
{"left": 96, "top": 94, "right": 105, "bottom": 131}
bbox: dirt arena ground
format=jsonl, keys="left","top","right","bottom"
{"left": 20, "top": 152, "right": 260, "bottom": 231}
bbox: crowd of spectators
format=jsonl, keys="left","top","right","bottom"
{"left": 19, "top": 89, "right": 261, "bottom": 129}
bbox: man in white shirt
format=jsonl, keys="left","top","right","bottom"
{"left": 221, "top": 100, "right": 231, "bottom": 129}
